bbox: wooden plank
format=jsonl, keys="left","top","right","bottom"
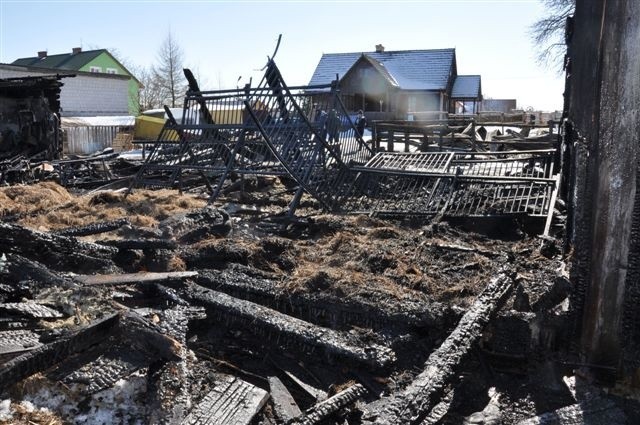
{"left": 268, "top": 376, "right": 302, "bottom": 422}
{"left": 75, "top": 271, "right": 198, "bottom": 286}
{"left": 181, "top": 375, "right": 269, "bottom": 425}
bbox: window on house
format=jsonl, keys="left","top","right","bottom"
{"left": 408, "top": 95, "right": 417, "bottom": 112}
{"left": 106, "top": 68, "right": 117, "bottom": 74}
{"left": 89, "top": 66, "right": 102, "bottom": 73}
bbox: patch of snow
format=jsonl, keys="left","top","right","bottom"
{"left": 19, "top": 400, "right": 35, "bottom": 413}
{"left": 0, "top": 399, "right": 13, "bottom": 421}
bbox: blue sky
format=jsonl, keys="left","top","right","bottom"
{"left": 0, "top": 0, "right": 565, "bottom": 111}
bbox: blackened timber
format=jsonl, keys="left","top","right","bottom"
{"left": 97, "top": 238, "right": 178, "bottom": 250}
{"left": 291, "top": 383, "right": 368, "bottom": 425}
{"left": 515, "top": 397, "right": 626, "bottom": 424}
{"left": 52, "top": 218, "right": 130, "bottom": 237}
{"left": 0, "top": 313, "right": 119, "bottom": 394}
{"left": 268, "top": 376, "right": 302, "bottom": 422}
{"left": 119, "top": 310, "right": 183, "bottom": 361}
{"left": 181, "top": 375, "right": 269, "bottom": 425}
{"left": 0, "top": 302, "right": 64, "bottom": 319}
{"left": 195, "top": 268, "right": 452, "bottom": 331}
{"left": 187, "top": 284, "right": 396, "bottom": 369}
{"left": 0, "top": 253, "right": 76, "bottom": 289}
{"left": 75, "top": 271, "right": 197, "bottom": 286}
{"left": 0, "top": 223, "right": 117, "bottom": 273}
{"left": 366, "top": 272, "right": 515, "bottom": 424}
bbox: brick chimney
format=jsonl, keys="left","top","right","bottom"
{"left": 37, "top": 51, "right": 47, "bottom": 59}
{"left": 375, "top": 44, "right": 385, "bottom": 53}
{"left": 72, "top": 47, "right": 82, "bottom": 54}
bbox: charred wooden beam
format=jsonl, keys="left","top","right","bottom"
{"left": 0, "top": 313, "right": 119, "bottom": 394}
{"left": 268, "top": 376, "right": 302, "bottom": 422}
{"left": 118, "top": 310, "right": 183, "bottom": 361}
{"left": 97, "top": 238, "right": 178, "bottom": 251}
{"left": 75, "top": 271, "right": 197, "bottom": 286}
{"left": 186, "top": 284, "right": 396, "bottom": 369}
{"left": 0, "top": 223, "right": 117, "bottom": 273}
{"left": 181, "top": 375, "right": 269, "bottom": 425}
{"left": 515, "top": 397, "right": 626, "bottom": 424}
{"left": 51, "top": 218, "right": 130, "bottom": 237}
{"left": 196, "top": 268, "right": 453, "bottom": 331}
{"left": 0, "top": 302, "right": 64, "bottom": 319}
{"left": 291, "top": 383, "right": 367, "bottom": 425}
{"left": 365, "top": 272, "right": 515, "bottom": 424}
{"left": 0, "top": 253, "right": 76, "bottom": 289}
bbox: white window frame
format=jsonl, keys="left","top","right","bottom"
{"left": 106, "top": 68, "right": 117, "bottom": 74}
{"left": 89, "top": 66, "right": 102, "bottom": 73}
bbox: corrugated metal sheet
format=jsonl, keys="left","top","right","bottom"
{"left": 451, "top": 75, "right": 481, "bottom": 99}
{"left": 63, "top": 125, "right": 125, "bottom": 154}
{"left": 308, "top": 49, "right": 455, "bottom": 91}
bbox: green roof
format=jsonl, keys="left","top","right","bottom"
{"left": 12, "top": 49, "right": 106, "bottom": 71}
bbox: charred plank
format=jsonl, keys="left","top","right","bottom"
{"left": 0, "top": 253, "right": 76, "bottom": 289}
{"left": 52, "top": 218, "right": 130, "bottom": 237}
{"left": 268, "top": 376, "right": 302, "bottom": 422}
{"left": 186, "top": 284, "right": 396, "bottom": 369}
{"left": 181, "top": 375, "right": 269, "bottom": 425}
{"left": 291, "top": 383, "right": 367, "bottom": 425}
{"left": 97, "top": 238, "right": 178, "bottom": 250}
{"left": 75, "top": 271, "right": 197, "bottom": 286}
{"left": 515, "top": 397, "right": 626, "bottom": 424}
{"left": 0, "top": 223, "right": 117, "bottom": 273}
{"left": 0, "top": 302, "right": 64, "bottom": 319}
{"left": 0, "top": 313, "right": 119, "bottom": 394}
{"left": 195, "top": 268, "right": 452, "bottom": 332}
{"left": 366, "top": 272, "right": 515, "bottom": 424}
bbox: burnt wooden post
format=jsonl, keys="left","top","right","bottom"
{"left": 388, "top": 129, "right": 395, "bottom": 152}
{"left": 566, "top": 0, "right": 640, "bottom": 383}
{"left": 404, "top": 131, "right": 410, "bottom": 152}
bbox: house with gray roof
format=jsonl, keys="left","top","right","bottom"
{"left": 308, "top": 45, "right": 482, "bottom": 120}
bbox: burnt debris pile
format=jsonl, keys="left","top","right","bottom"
{"left": 1, "top": 46, "right": 636, "bottom": 424}
{"left": 0, "top": 177, "right": 618, "bottom": 424}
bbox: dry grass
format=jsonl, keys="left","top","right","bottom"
{"left": 3, "top": 183, "right": 207, "bottom": 231}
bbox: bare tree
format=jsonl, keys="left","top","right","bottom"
{"left": 154, "top": 31, "right": 187, "bottom": 108}
{"left": 530, "top": 0, "right": 575, "bottom": 71}
{"left": 137, "top": 66, "right": 168, "bottom": 111}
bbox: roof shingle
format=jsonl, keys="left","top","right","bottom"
{"left": 451, "top": 75, "right": 482, "bottom": 99}
{"left": 11, "top": 50, "right": 105, "bottom": 71}
{"left": 309, "top": 49, "right": 456, "bottom": 91}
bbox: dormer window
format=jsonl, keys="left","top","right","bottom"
{"left": 90, "top": 66, "right": 102, "bottom": 73}
{"left": 106, "top": 68, "right": 117, "bottom": 74}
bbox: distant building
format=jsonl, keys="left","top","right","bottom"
{"left": 11, "top": 48, "right": 142, "bottom": 115}
{"left": 0, "top": 63, "right": 131, "bottom": 117}
{"left": 308, "top": 45, "right": 482, "bottom": 120}
{"left": 480, "top": 99, "right": 518, "bottom": 114}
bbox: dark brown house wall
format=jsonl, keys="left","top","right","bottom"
{"left": 340, "top": 61, "right": 392, "bottom": 113}
{"left": 566, "top": 0, "right": 640, "bottom": 383}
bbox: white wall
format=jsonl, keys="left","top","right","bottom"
{"left": 0, "top": 66, "right": 129, "bottom": 117}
